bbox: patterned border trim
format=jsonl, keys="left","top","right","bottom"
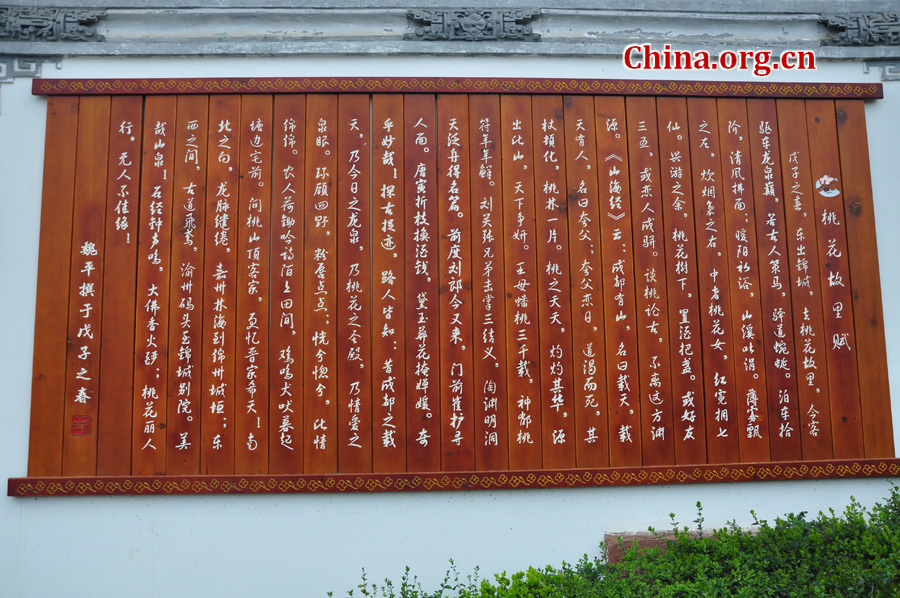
{"left": 31, "top": 77, "right": 884, "bottom": 99}
{"left": 9, "top": 459, "right": 900, "bottom": 497}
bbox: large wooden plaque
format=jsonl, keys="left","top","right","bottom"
{"left": 11, "top": 77, "right": 897, "bottom": 497}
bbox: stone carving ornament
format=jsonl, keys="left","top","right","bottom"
{"left": 406, "top": 9, "right": 541, "bottom": 42}
{"left": 820, "top": 13, "right": 900, "bottom": 46}
{"left": 0, "top": 6, "right": 106, "bottom": 42}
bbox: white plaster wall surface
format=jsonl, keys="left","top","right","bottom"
{"left": 2, "top": 56, "right": 899, "bottom": 597}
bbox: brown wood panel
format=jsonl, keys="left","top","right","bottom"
{"left": 200, "top": 95, "right": 241, "bottom": 474}
{"left": 531, "top": 95, "right": 576, "bottom": 469}
{"left": 28, "top": 96, "right": 79, "bottom": 477}
{"left": 746, "top": 99, "right": 802, "bottom": 462}
{"left": 625, "top": 96, "right": 675, "bottom": 466}
{"left": 562, "top": 94, "right": 609, "bottom": 468}
{"left": 371, "top": 95, "right": 407, "bottom": 473}
{"left": 234, "top": 94, "right": 273, "bottom": 474}
{"left": 166, "top": 95, "right": 208, "bottom": 475}
{"left": 13, "top": 456, "right": 900, "bottom": 497}
{"left": 25, "top": 84, "right": 895, "bottom": 489}
{"left": 97, "top": 96, "right": 143, "bottom": 476}
{"left": 269, "top": 94, "right": 306, "bottom": 473}
{"left": 805, "top": 99, "right": 865, "bottom": 459}
{"left": 404, "top": 93, "right": 441, "bottom": 472}
{"left": 835, "top": 99, "right": 894, "bottom": 459}
{"left": 686, "top": 97, "right": 740, "bottom": 464}
{"left": 337, "top": 94, "right": 373, "bottom": 473}
{"left": 775, "top": 99, "right": 834, "bottom": 460}
{"left": 656, "top": 97, "right": 708, "bottom": 465}
{"left": 437, "top": 94, "right": 476, "bottom": 471}
{"left": 468, "top": 94, "right": 510, "bottom": 471}
{"left": 499, "top": 95, "right": 543, "bottom": 470}
{"left": 595, "top": 96, "right": 642, "bottom": 467}
{"left": 33, "top": 77, "right": 885, "bottom": 101}
{"left": 61, "top": 96, "right": 111, "bottom": 476}
{"left": 303, "top": 94, "right": 339, "bottom": 474}
{"left": 131, "top": 96, "right": 176, "bottom": 476}
{"left": 716, "top": 98, "right": 771, "bottom": 463}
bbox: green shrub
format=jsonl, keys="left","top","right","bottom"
{"left": 331, "top": 483, "right": 900, "bottom": 598}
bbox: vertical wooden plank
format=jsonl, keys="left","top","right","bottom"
{"left": 595, "top": 96, "right": 642, "bottom": 467}
{"left": 371, "top": 95, "right": 407, "bottom": 472}
{"left": 337, "top": 94, "right": 373, "bottom": 473}
{"left": 29, "top": 96, "right": 79, "bottom": 477}
{"left": 499, "top": 95, "right": 542, "bottom": 470}
{"left": 656, "top": 97, "right": 708, "bottom": 465}
{"left": 269, "top": 95, "right": 306, "bottom": 473}
{"left": 234, "top": 94, "right": 272, "bottom": 474}
{"left": 835, "top": 99, "right": 894, "bottom": 458}
{"left": 469, "top": 94, "right": 510, "bottom": 471}
{"left": 97, "top": 96, "right": 142, "bottom": 476}
{"left": 531, "top": 95, "right": 576, "bottom": 469}
{"left": 61, "top": 96, "right": 110, "bottom": 476}
{"left": 200, "top": 95, "right": 241, "bottom": 474}
{"left": 437, "top": 94, "right": 475, "bottom": 471}
{"left": 805, "top": 100, "right": 865, "bottom": 459}
{"left": 404, "top": 94, "right": 441, "bottom": 472}
{"left": 131, "top": 96, "right": 176, "bottom": 475}
{"left": 686, "top": 98, "right": 740, "bottom": 464}
{"left": 304, "top": 94, "right": 339, "bottom": 474}
{"left": 775, "top": 99, "right": 834, "bottom": 459}
{"left": 166, "top": 95, "right": 208, "bottom": 475}
{"left": 746, "top": 99, "right": 802, "bottom": 461}
{"left": 562, "top": 95, "right": 608, "bottom": 467}
{"left": 625, "top": 96, "right": 675, "bottom": 466}
{"left": 716, "top": 99, "right": 771, "bottom": 463}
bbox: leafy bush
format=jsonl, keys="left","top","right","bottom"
{"left": 331, "top": 483, "right": 900, "bottom": 598}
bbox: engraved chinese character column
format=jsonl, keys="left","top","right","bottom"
{"left": 371, "top": 95, "right": 407, "bottom": 472}
{"left": 687, "top": 98, "right": 739, "bottom": 464}
{"left": 132, "top": 97, "right": 176, "bottom": 475}
{"left": 235, "top": 95, "right": 272, "bottom": 474}
{"left": 626, "top": 97, "right": 675, "bottom": 466}
{"left": 167, "top": 95, "right": 208, "bottom": 474}
{"left": 201, "top": 96, "right": 241, "bottom": 474}
{"left": 835, "top": 99, "right": 894, "bottom": 458}
{"left": 29, "top": 96, "right": 79, "bottom": 477}
{"left": 469, "top": 94, "right": 509, "bottom": 471}
{"left": 500, "top": 95, "right": 542, "bottom": 469}
{"left": 62, "top": 96, "right": 110, "bottom": 476}
{"left": 304, "top": 94, "right": 338, "bottom": 473}
{"left": 438, "top": 94, "right": 475, "bottom": 470}
{"left": 747, "top": 100, "right": 802, "bottom": 461}
{"left": 656, "top": 98, "right": 707, "bottom": 465}
{"left": 595, "top": 97, "right": 641, "bottom": 467}
{"left": 532, "top": 95, "right": 575, "bottom": 469}
{"left": 717, "top": 99, "right": 770, "bottom": 462}
{"left": 405, "top": 94, "right": 440, "bottom": 471}
{"left": 805, "top": 100, "right": 864, "bottom": 458}
{"left": 270, "top": 95, "right": 306, "bottom": 472}
{"left": 98, "top": 96, "right": 142, "bottom": 475}
{"left": 562, "top": 95, "right": 608, "bottom": 467}
{"left": 776, "top": 100, "right": 834, "bottom": 459}
{"left": 337, "top": 94, "right": 373, "bottom": 472}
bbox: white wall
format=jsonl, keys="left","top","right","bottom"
{"left": 2, "top": 55, "right": 899, "bottom": 597}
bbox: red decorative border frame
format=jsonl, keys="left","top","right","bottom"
{"left": 9, "top": 459, "right": 900, "bottom": 497}
{"left": 32, "top": 77, "right": 883, "bottom": 99}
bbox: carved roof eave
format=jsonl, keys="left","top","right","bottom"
{"left": 0, "top": 7, "right": 898, "bottom": 60}
{"left": 3, "top": 40, "right": 900, "bottom": 60}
